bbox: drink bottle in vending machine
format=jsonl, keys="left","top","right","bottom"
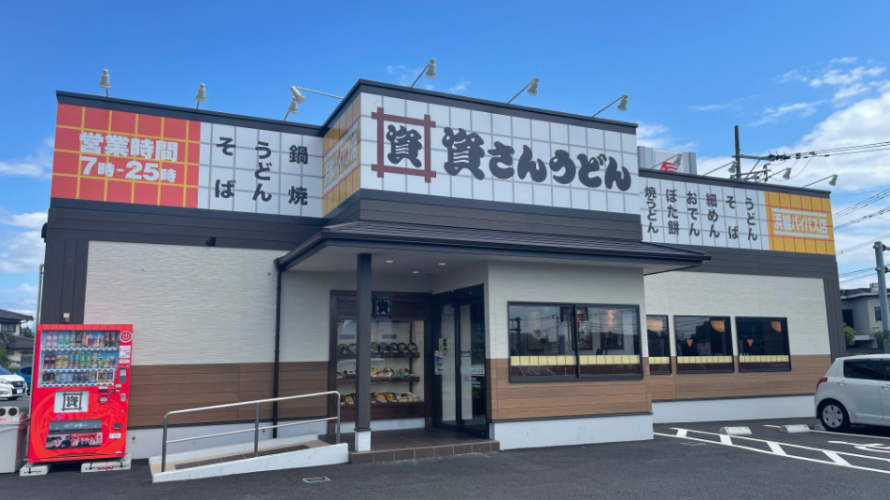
{"left": 28, "top": 325, "right": 134, "bottom": 464}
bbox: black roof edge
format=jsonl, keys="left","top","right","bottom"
{"left": 640, "top": 169, "right": 832, "bottom": 198}
{"left": 320, "top": 80, "right": 637, "bottom": 135}
{"left": 56, "top": 91, "right": 324, "bottom": 137}
{"left": 276, "top": 223, "right": 710, "bottom": 272}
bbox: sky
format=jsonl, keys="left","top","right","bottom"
{"left": 1, "top": 1, "right": 889, "bottom": 324}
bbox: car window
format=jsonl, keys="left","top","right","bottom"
{"left": 21, "top": 367, "right": 30, "bottom": 375}
{"left": 0, "top": 366, "right": 10, "bottom": 375}
{"left": 843, "top": 360, "right": 884, "bottom": 381}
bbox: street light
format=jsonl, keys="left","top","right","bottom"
{"left": 285, "top": 86, "right": 343, "bottom": 120}
{"left": 802, "top": 174, "right": 838, "bottom": 188}
{"left": 284, "top": 97, "right": 299, "bottom": 121}
{"left": 507, "top": 77, "right": 539, "bottom": 104}
{"left": 592, "top": 94, "right": 629, "bottom": 117}
{"left": 99, "top": 69, "right": 111, "bottom": 97}
{"left": 764, "top": 167, "right": 792, "bottom": 181}
{"left": 195, "top": 84, "right": 207, "bottom": 109}
{"left": 410, "top": 58, "right": 437, "bottom": 88}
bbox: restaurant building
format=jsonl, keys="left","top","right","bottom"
{"left": 39, "top": 80, "right": 845, "bottom": 459}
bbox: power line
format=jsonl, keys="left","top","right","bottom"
{"left": 834, "top": 188, "right": 890, "bottom": 218}
{"left": 835, "top": 207, "right": 890, "bottom": 229}
{"left": 840, "top": 267, "right": 874, "bottom": 277}
{"left": 837, "top": 231, "right": 890, "bottom": 254}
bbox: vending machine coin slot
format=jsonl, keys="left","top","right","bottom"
{"left": 119, "top": 369, "right": 127, "bottom": 384}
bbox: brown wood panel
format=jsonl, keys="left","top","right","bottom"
{"left": 651, "top": 355, "right": 831, "bottom": 402}
{"left": 128, "top": 361, "right": 329, "bottom": 428}
{"left": 488, "top": 359, "right": 652, "bottom": 420}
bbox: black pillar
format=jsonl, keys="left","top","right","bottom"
{"left": 355, "top": 253, "right": 372, "bottom": 433}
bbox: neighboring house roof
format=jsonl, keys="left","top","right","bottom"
{"left": 0, "top": 308, "right": 33, "bottom": 323}
{"left": 0, "top": 332, "right": 34, "bottom": 352}
{"left": 841, "top": 288, "right": 890, "bottom": 302}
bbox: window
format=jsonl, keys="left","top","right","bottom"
{"left": 842, "top": 309, "right": 854, "bottom": 329}
{"left": 876, "top": 307, "right": 882, "bottom": 322}
{"left": 736, "top": 318, "right": 791, "bottom": 371}
{"left": 646, "top": 316, "right": 671, "bottom": 374}
{"left": 843, "top": 360, "right": 884, "bottom": 381}
{"left": 674, "top": 316, "right": 733, "bottom": 373}
{"left": 509, "top": 304, "right": 575, "bottom": 378}
{"left": 509, "top": 303, "right": 641, "bottom": 380}
{"left": 0, "top": 322, "right": 16, "bottom": 333}
{"left": 577, "top": 306, "right": 641, "bottom": 376}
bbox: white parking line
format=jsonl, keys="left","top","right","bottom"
{"left": 767, "top": 442, "right": 787, "bottom": 456}
{"left": 657, "top": 428, "right": 890, "bottom": 476}
{"left": 764, "top": 424, "right": 890, "bottom": 441}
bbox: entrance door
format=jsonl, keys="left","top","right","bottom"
{"left": 431, "top": 286, "right": 488, "bottom": 438}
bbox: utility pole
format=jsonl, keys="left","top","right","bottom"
{"left": 731, "top": 125, "right": 791, "bottom": 182}
{"left": 734, "top": 125, "right": 742, "bottom": 180}
{"left": 875, "top": 242, "right": 890, "bottom": 353}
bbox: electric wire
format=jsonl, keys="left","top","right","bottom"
{"left": 837, "top": 231, "right": 890, "bottom": 255}
{"left": 835, "top": 207, "right": 890, "bottom": 229}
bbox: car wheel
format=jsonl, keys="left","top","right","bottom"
{"left": 819, "top": 401, "right": 850, "bottom": 432}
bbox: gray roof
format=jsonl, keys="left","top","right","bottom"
{"left": 0, "top": 308, "right": 32, "bottom": 322}
{"left": 0, "top": 332, "right": 34, "bottom": 352}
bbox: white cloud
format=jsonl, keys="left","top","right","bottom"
{"left": 0, "top": 230, "right": 44, "bottom": 274}
{"left": 636, "top": 122, "right": 695, "bottom": 151}
{"left": 689, "top": 103, "right": 731, "bottom": 112}
{"left": 750, "top": 100, "right": 826, "bottom": 126}
{"left": 830, "top": 57, "right": 858, "bottom": 64}
{"left": 778, "top": 69, "right": 809, "bottom": 84}
{"left": 1, "top": 211, "right": 47, "bottom": 229}
{"left": 810, "top": 66, "right": 886, "bottom": 88}
{"left": 0, "top": 283, "right": 38, "bottom": 326}
{"left": 0, "top": 137, "right": 54, "bottom": 178}
{"left": 833, "top": 83, "right": 869, "bottom": 101}
{"left": 773, "top": 90, "right": 890, "bottom": 193}
{"left": 448, "top": 80, "right": 470, "bottom": 94}
{"left": 385, "top": 64, "right": 424, "bottom": 87}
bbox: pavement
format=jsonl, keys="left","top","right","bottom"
{"left": 3, "top": 418, "right": 890, "bottom": 499}
{"left": 0, "top": 395, "right": 29, "bottom": 411}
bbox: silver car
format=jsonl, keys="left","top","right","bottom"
{"left": 815, "top": 354, "right": 890, "bottom": 431}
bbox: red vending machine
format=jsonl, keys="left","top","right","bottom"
{"left": 28, "top": 324, "right": 133, "bottom": 464}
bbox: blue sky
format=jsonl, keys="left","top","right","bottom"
{"left": 2, "top": 1, "right": 889, "bottom": 319}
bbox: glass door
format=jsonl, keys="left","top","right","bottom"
{"left": 431, "top": 290, "right": 487, "bottom": 438}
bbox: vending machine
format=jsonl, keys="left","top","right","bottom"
{"left": 27, "top": 324, "right": 133, "bottom": 464}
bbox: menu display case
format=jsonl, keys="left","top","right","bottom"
{"left": 329, "top": 292, "right": 430, "bottom": 421}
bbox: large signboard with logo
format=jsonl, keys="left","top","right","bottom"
{"left": 640, "top": 176, "right": 834, "bottom": 254}
{"left": 321, "top": 93, "right": 641, "bottom": 216}
{"left": 51, "top": 104, "right": 323, "bottom": 217}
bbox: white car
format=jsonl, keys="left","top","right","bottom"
{"left": 0, "top": 365, "right": 27, "bottom": 400}
{"left": 815, "top": 354, "right": 890, "bottom": 431}
{"left": 0, "top": 382, "right": 13, "bottom": 399}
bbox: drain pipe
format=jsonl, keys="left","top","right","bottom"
{"left": 272, "top": 266, "right": 282, "bottom": 438}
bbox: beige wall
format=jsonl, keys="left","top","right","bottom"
{"left": 644, "top": 272, "right": 831, "bottom": 356}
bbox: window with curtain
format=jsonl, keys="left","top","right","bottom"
{"left": 674, "top": 316, "right": 733, "bottom": 373}
{"left": 736, "top": 317, "right": 791, "bottom": 371}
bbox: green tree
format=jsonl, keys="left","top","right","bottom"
{"left": 844, "top": 324, "right": 856, "bottom": 347}
{"left": 21, "top": 326, "right": 34, "bottom": 339}
{"left": 873, "top": 329, "right": 890, "bottom": 347}
{"left": 0, "top": 344, "right": 8, "bottom": 370}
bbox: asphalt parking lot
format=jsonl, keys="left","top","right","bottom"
{"left": 1, "top": 396, "right": 30, "bottom": 411}
{"left": 2, "top": 418, "right": 890, "bottom": 500}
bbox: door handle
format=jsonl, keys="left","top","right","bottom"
{"left": 882, "top": 384, "right": 890, "bottom": 390}
{"left": 837, "top": 382, "right": 846, "bottom": 386}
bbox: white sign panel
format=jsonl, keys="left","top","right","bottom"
{"left": 640, "top": 178, "right": 768, "bottom": 250}
{"left": 197, "top": 124, "right": 323, "bottom": 217}
{"left": 352, "top": 93, "right": 641, "bottom": 214}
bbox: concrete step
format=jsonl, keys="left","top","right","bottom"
{"left": 149, "top": 433, "right": 349, "bottom": 483}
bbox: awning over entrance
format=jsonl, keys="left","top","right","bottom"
{"left": 275, "top": 220, "right": 710, "bottom": 274}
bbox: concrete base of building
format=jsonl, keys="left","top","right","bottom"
{"left": 127, "top": 419, "right": 329, "bottom": 460}
{"left": 652, "top": 395, "right": 815, "bottom": 424}
{"left": 354, "top": 430, "right": 371, "bottom": 452}
{"left": 341, "top": 418, "right": 425, "bottom": 432}
{"left": 490, "top": 413, "right": 654, "bottom": 450}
